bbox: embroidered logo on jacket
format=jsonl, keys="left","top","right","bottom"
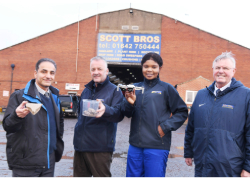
{"left": 151, "top": 91, "right": 162, "bottom": 94}
{"left": 199, "top": 103, "right": 205, "bottom": 107}
{"left": 222, "top": 104, "right": 234, "bottom": 109}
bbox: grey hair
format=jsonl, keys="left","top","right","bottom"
{"left": 212, "top": 51, "right": 236, "bottom": 68}
{"left": 90, "top": 56, "right": 108, "bottom": 69}
{"left": 36, "top": 58, "right": 57, "bottom": 71}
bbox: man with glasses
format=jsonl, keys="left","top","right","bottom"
{"left": 184, "top": 52, "right": 250, "bottom": 177}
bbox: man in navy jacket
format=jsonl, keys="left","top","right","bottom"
{"left": 73, "top": 56, "right": 124, "bottom": 177}
{"left": 184, "top": 52, "right": 250, "bottom": 177}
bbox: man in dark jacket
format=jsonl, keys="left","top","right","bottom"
{"left": 73, "top": 56, "right": 124, "bottom": 177}
{"left": 184, "top": 52, "right": 250, "bottom": 177}
{"left": 2, "top": 58, "right": 64, "bottom": 177}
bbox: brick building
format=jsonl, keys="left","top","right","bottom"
{"left": 1, "top": 8, "right": 250, "bottom": 107}
{"left": 176, "top": 76, "right": 212, "bottom": 109}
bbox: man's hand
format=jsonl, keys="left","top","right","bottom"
{"left": 16, "top": 101, "right": 30, "bottom": 118}
{"left": 125, "top": 89, "right": 136, "bottom": 105}
{"left": 185, "top": 158, "right": 193, "bottom": 166}
{"left": 96, "top": 99, "right": 105, "bottom": 118}
{"left": 158, "top": 125, "right": 165, "bottom": 138}
{"left": 241, "top": 169, "right": 250, "bottom": 177}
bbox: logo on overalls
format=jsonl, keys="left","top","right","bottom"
{"left": 222, "top": 104, "right": 234, "bottom": 109}
{"left": 151, "top": 91, "right": 162, "bottom": 94}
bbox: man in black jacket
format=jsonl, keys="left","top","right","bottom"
{"left": 73, "top": 56, "right": 124, "bottom": 177}
{"left": 2, "top": 58, "right": 64, "bottom": 177}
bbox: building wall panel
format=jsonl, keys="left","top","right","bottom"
{"left": 0, "top": 9, "right": 250, "bottom": 107}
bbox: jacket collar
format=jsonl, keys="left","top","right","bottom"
{"left": 24, "top": 79, "right": 59, "bottom": 99}
{"left": 144, "top": 77, "right": 159, "bottom": 88}
{"left": 207, "top": 77, "right": 243, "bottom": 96}
{"left": 85, "top": 75, "right": 110, "bottom": 92}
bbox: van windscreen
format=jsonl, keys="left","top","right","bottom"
{"left": 59, "top": 96, "right": 71, "bottom": 102}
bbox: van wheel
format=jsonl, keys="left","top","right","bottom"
{"left": 74, "top": 112, "right": 78, "bottom": 118}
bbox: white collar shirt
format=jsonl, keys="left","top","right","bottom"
{"left": 35, "top": 82, "right": 50, "bottom": 96}
{"left": 214, "top": 80, "right": 232, "bottom": 96}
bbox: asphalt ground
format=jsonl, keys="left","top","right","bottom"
{"left": 0, "top": 113, "right": 194, "bottom": 177}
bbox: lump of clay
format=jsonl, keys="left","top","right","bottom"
{"left": 83, "top": 108, "right": 97, "bottom": 117}
{"left": 26, "top": 103, "right": 42, "bottom": 115}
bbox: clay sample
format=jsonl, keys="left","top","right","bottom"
{"left": 26, "top": 103, "right": 42, "bottom": 115}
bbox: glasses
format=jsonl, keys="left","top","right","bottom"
{"left": 213, "top": 66, "right": 234, "bottom": 71}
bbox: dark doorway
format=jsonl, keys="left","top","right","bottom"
{"left": 108, "top": 65, "right": 144, "bottom": 85}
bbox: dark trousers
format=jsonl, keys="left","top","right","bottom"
{"left": 73, "top": 151, "right": 113, "bottom": 177}
{"left": 12, "top": 151, "right": 55, "bottom": 177}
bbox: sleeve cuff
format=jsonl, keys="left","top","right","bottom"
{"left": 102, "top": 103, "right": 109, "bottom": 117}
{"left": 12, "top": 109, "right": 23, "bottom": 120}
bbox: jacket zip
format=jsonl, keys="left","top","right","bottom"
{"left": 139, "top": 86, "right": 146, "bottom": 146}
{"left": 22, "top": 93, "right": 51, "bottom": 169}
{"left": 203, "top": 90, "right": 217, "bottom": 176}
{"left": 45, "top": 109, "right": 50, "bottom": 169}
{"left": 82, "top": 86, "right": 95, "bottom": 138}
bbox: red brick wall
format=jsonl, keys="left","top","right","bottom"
{"left": 160, "top": 16, "right": 250, "bottom": 88}
{"left": 176, "top": 77, "right": 212, "bottom": 123}
{"left": 0, "top": 16, "right": 99, "bottom": 106}
{"left": 177, "top": 77, "right": 212, "bottom": 107}
{"left": 1, "top": 12, "right": 250, "bottom": 108}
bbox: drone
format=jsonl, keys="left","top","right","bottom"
{"left": 117, "top": 84, "right": 144, "bottom": 94}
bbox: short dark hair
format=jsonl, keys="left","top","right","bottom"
{"left": 141, "top": 52, "right": 163, "bottom": 67}
{"left": 35, "top": 58, "right": 57, "bottom": 71}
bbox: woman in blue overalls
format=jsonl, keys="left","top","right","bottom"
{"left": 121, "top": 52, "right": 188, "bottom": 177}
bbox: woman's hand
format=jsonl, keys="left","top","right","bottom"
{"left": 125, "top": 89, "right": 136, "bottom": 105}
{"left": 158, "top": 125, "right": 165, "bottom": 138}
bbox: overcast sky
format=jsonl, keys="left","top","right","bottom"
{"left": 0, "top": 0, "right": 250, "bottom": 50}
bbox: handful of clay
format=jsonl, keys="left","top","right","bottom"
{"left": 26, "top": 103, "right": 42, "bottom": 115}
{"left": 83, "top": 108, "right": 97, "bottom": 117}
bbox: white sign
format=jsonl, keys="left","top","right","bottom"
{"left": 65, "top": 83, "right": 80, "bottom": 90}
{"left": 3, "top": 91, "right": 9, "bottom": 97}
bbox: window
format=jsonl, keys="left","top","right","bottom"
{"left": 186, "top": 90, "right": 198, "bottom": 104}
{"left": 58, "top": 96, "right": 71, "bottom": 102}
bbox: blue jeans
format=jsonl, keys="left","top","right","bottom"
{"left": 126, "top": 145, "right": 169, "bottom": 177}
